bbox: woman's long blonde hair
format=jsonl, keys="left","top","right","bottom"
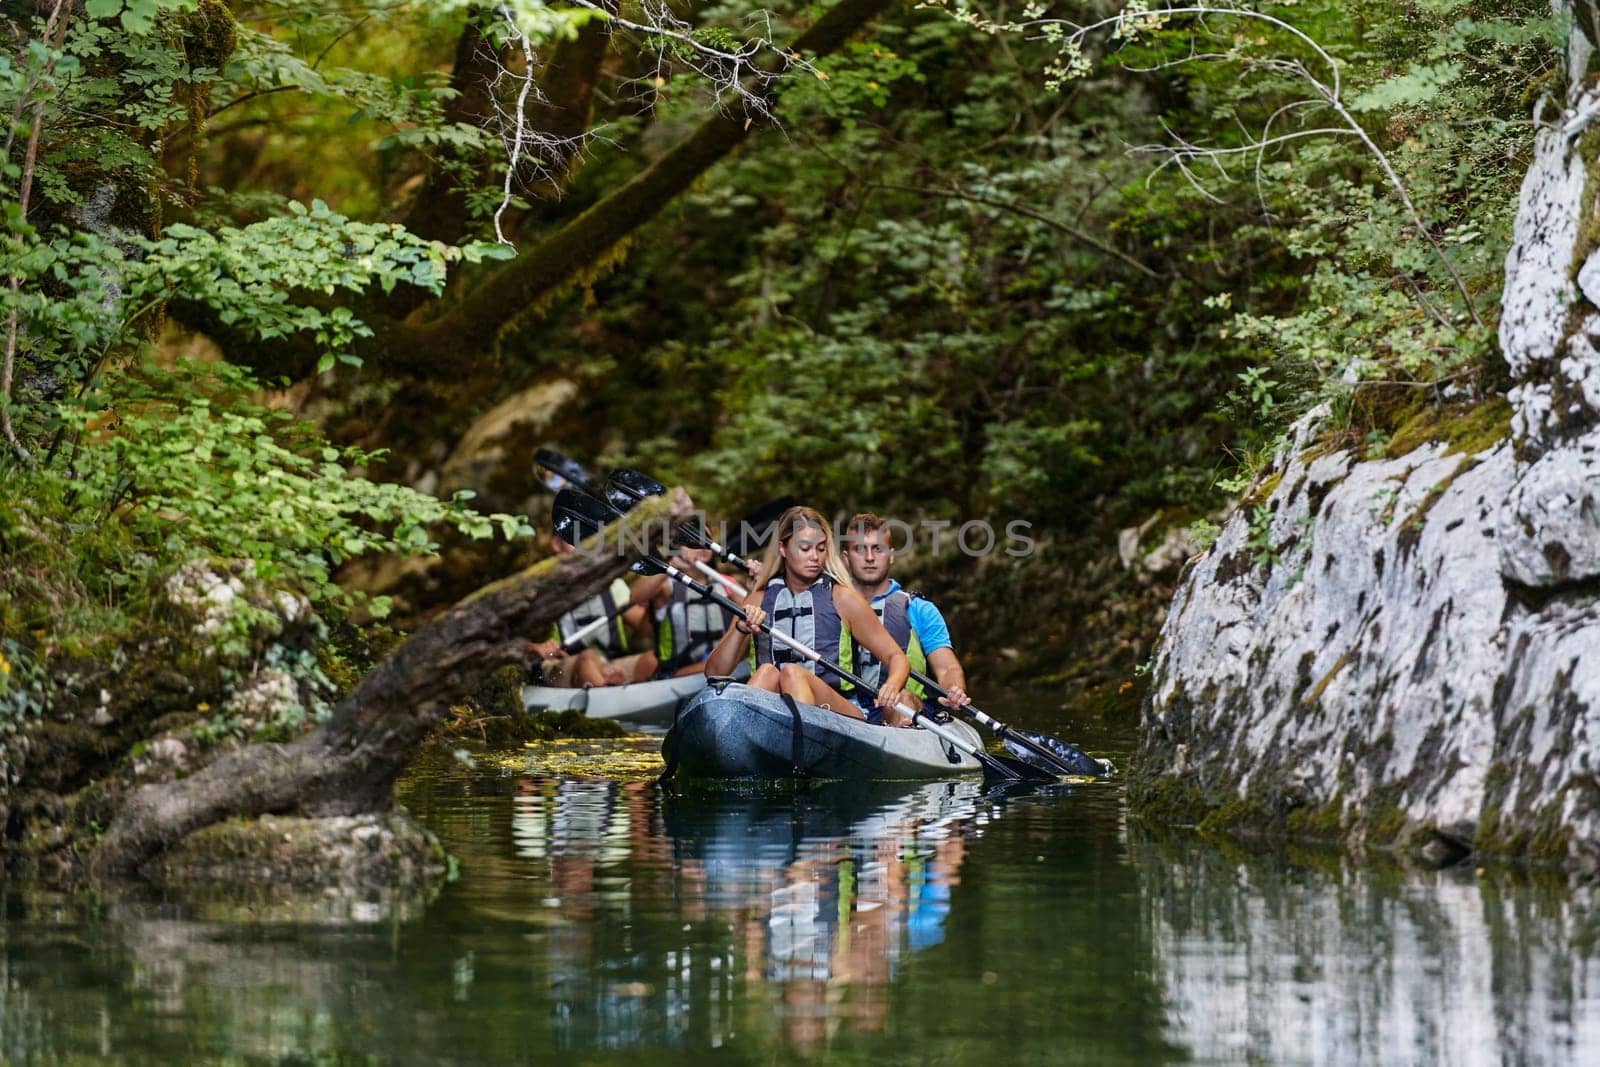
{"left": 753, "top": 506, "right": 850, "bottom": 590}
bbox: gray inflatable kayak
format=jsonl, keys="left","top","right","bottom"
{"left": 662, "top": 682, "right": 986, "bottom": 780}
{"left": 522, "top": 673, "right": 709, "bottom": 731}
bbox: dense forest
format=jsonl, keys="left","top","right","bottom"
{"left": 0, "top": 0, "right": 1556, "bottom": 876}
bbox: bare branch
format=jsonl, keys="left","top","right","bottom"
{"left": 478, "top": 0, "right": 840, "bottom": 241}
{"left": 493, "top": 4, "right": 545, "bottom": 247}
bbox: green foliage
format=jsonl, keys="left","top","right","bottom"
{"left": 1188, "top": 517, "right": 1222, "bottom": 553}
{"left": 0, "top": 1, "right": 531, "bottom": 686}
{"left": 44, "top": 363, "right": 531, "bottom": 609}
{"left": 84, "top": 0, "right": 197, "bottom": 36}
{"left": 1244, "top": 506, "right": 1279, "bottom": 569}
{"left": 0, "top": 638, "right": 52, "bottom": 728}
{"left": 907, "top": 0, "right": 1554, "bottom": 492}
{"left": 781, "top": 42, "right": 925, "bottom": 125}
{"left": 0, "top": 0, "right": 1573, "bottom": 725}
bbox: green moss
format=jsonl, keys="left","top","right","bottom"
{"left": 1196, "top": 792, "right": 1277, "bottom": 836}
{"left": 1572, "top": 127, "right": 1600, "bottom": 278}
{"left": 1126, "top": 776, "right": 1208, "bottom": 826}
{"left": 1323, "top": 382, "right": 1428, "bottom": 455}
{"left": 1301, "top": 650, "right": 1353, "bottom": 707}
{"left": 1386, "top": 398, "right": 1512, "bottom": 459}
{"left": 1242, "top": 470, "right": 1284, "bottom": 509}
{"left": 1474, "top": 797, "right": 1574, "bottom": 865}
{"left": 1285, "top": 801, "right": 1345, "bottom": 839}
{"left": 320, "top": 620, "right": 402, "bottom": 698}
{"left": 1527, "top": 821, "right": 1573, "bottom": 861}
{"left": 177, "top": 0, "right": 238, "bottom": 72}
{"left": 1367, "top": 805, "right": 1408, "bottom": 845}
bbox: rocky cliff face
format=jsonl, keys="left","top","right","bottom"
{"left": 1134, "top": 6, "right": 1600, "bottom": 872}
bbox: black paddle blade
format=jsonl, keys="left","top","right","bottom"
{"left": 603, "top": 481, "right": 641, "bottom": 513}
{"left": 557, "top": 487, "right": 618, "bottom": 524}
{"left": 536, "top": 447, "right": 594, "bottom": 491}
{"left": 671, "top": 513, "right": 706, "bottom": 548}
{"left": 607, "top": 467, "right": 665, "bottom": 500}
{"left": 729, "top": 496, "right": 796, "bottom": 556}
{"left": 974, "top": 750, "right": 1055, "bottom": 784}
{"left": 1003, "top": 731, "right": 1111, "bottom": 777}
{"left": 552, "top": 488, "right": 612, "bottom": 544}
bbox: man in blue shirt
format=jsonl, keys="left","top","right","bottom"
{"left": 841, "top": 513, "right": 973, "bottom": 719}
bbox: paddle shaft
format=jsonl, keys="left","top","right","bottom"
{"left": 652, "top": 563, "right": 1029, "bottom": 780}
{"left": 908, "top": 667, "right": 1091, "bottom": 776}
{"left": 604, "top": 474, "right": 757, "bottom": 574}
{"left": 694, "top": 559, "right": 748, "bottom": 598}
{"left": 556, "top": 612, "right": 612, "bottom": 653}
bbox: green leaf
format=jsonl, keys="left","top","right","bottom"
{"left": 1349, "top": 62, "right": 1463, "bottom": 113}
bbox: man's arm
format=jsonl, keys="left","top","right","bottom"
{"left": 910, "top": 598, "right": 970, "bottom": 709}
{"left": 925, "top": 647, "right": 971, "bottom": 709}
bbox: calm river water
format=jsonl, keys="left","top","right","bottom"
{"left": 1, "top": 707, "right": 1597, "bottom": 1064}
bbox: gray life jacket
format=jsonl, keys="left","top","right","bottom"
{"left": 657, "top": 580, "right": 733, "bottom": 670}
{"left": 750, "top": 573, "right": 852, "bottom": 686}
{"left": 555, "top": 582, "right": 630, "bottom": 658}
{"left": 849, "top": 589, "right": 929, "bottom": 699}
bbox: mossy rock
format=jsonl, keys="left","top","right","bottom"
{"left": 147, "top": 812, "right": 446, "bottom": 891}
{"left": 1385, "top": 398, "right": 1512, "bottom": 459}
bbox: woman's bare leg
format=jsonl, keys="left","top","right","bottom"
{"left": 878, "top": 690, "right": 920, "bottom": 727}
{"left": 778, "top": 665, "right": 865, "bottom": 721}
{"left": 574, "top": 650, "right": 608, "bottom": 688}
{"left": 630, "top": 651, "right": 659, "bottom": 682}
{"left": 750, "top": 663, "right": 783, "bottom": 692}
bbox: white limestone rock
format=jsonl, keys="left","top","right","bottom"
{"left": 1142, "top": 11, "right": 1600, "bottom": 870}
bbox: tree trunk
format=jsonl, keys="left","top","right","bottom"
{"left": 169, "top": 0, "right": 893, "bottom": 384}
{"left": 387, "top": 0, "right": 897, "bottom": 373}
{"left": 87, "top": 489, "right": 692, "bottom": 877}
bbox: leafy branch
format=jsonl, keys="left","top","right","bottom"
{"left": 928, "top": 0, "right": 1488, "bottom": 329}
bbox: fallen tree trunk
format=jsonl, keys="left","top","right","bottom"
{"left": 88, "top": 489, "right": 692, "bottom": 878}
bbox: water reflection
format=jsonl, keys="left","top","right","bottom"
{"left": 4, "top": 753, "right": 1600, "bottom": 1064}
{"left": 507, "top": 776, "right": 1001, "bottom": 1053}
{"left": 1132, "top": 826, "right": 1600, "bottom": 1065}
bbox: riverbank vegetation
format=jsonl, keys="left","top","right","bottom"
{"left": 0, "top": 0, "right": 1564, "bottom": 876}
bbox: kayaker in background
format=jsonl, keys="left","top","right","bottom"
{"left": 704, "top": 505, "right": 915, "bottom": 726}
{"left": 634, "top": 546, "right": 737, "bottom": 677}
{"left": 841, "top": 513, "right": 973, "bottom": 716}
{"left": 534, "top": 534, "right": 659, "bottom": 687}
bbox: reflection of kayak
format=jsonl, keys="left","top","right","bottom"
{"left": 662, "top": 682, "right": 985, "bottom": 780}
{"left": 662, "top": 778, "right": 987, "bottom": 859}
{"left": 521, "top": 673, "right": 708, "bottom": 730}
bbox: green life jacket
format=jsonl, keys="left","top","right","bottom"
{"left": 848, "top": 588, "right": 928, "bottom": 699}
{"left": 749, "top": 573, "right": 852, "bottom": 688}
{"left": 656, "top": 580, "right": 733, "bottom": 671}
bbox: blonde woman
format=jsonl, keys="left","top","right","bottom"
{"left": 705, "top": 506, "right": 913, "bottom": 725}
